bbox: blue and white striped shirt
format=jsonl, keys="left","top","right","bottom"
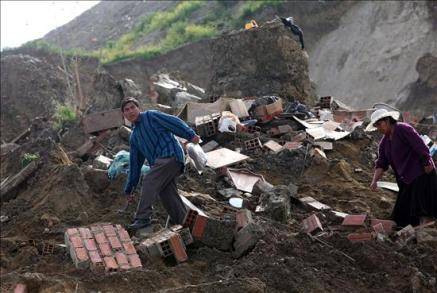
{"left": 124, "top": 110, "right": 196, "bottom": 194}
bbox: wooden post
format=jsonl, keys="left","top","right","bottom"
{"left": 0, "top": 160, "right": 39, "bottom": 199}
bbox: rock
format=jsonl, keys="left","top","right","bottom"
{"left": 259, "top": 185, "right": 291, "bottom": 223}
{"left": 416, "top": 228, "right": 437, "bottom": 243}
{"left": 81, "top": 166, "right": 110, "bottom": 193}
{"left": 207, "top": 21, "right": 312, "bottom": 102}
{"left": 117, "top": 78, "right": 142, "bottom": 98}
{"left": 93, "top": 155, "right": 113, "bottom": 170}
{"left": 200, "top": 216, "right": 235, "bottom": 251}
{"left": 40, "top": 213, "right": 60, "bottom": 227}
{"left": 118, "top": 126, "right": 132, "bottom": 141}
{"left": 217, "top": 188, "right": 242, "bottom": 199}
{"left": 252, "top": 180, "right": 274, "bottom": 196}
{"left": 233, "top": 222, "right": 264, "bottom": 258}
{"left": 0, "top": 215, "right": 10, "bottom": 223}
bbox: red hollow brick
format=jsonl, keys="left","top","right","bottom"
{"left": 84, "top": 239, "right": 97, "bottom": 251}
{"left": 70, "top": 236, "right": 83, "bottom": 248}
{"left": 192, "top": 215, "right": 208, "bottom": 240}
{"left": 79, "top": 227, "right": 93, "bottom": 239}
{"left": 90, "top": 225, "right": 102, "bottom": 234}
{"left": 347, "top": 232, "right": 374, "bottom": 243}
{"left": 370, "top": 219, "right": 396, "bottom": 233}
{"left": 128, "top": 254, "right": 142, "bottom": 268}
{"left": 342, "top": 214, "right": 367, "bottom": 227}
{"left": 75, "top": 247, "right": 89, "bottom": 262}
{"left": 115, "top": 252, "right": 129, "bottom": 266}
{"left": 99, "top": 243, "right": 112, "bottom": 257}
{"left": 66, "top": 228, "right": 79, "bottom": 236}
{"left": 117, "top": 228, "right": 131, "bottom": 243}
{"left": 169, "top": 234, "right": 188, "bottom": 263}
{"left": 120, "top": 264, "right": 131, "bottom": 270}
{"left": 103, "top": 256, "right": 118, "bottom": 271}
{"left": 89, "top": 250, "right": 103, "bottom": 264}
{"left": 103, "top": 225, "right": 117, "bottom": 237}
{"left": 123, "top": 241, "right": 137, "bottom": 255}
{"left": 108, "top": 236, "right": 122, "bottom": 250}
{"left": 302, "top": 214, "right": 323, "bottom": 234}
{"left": 14, "top": 283, "right": 27, "bottom": 293}
{"left": 94, "top": 232, "right": 108, "bottom": 244}
{"left": 372, "top": 223, "right": 385, "bottom": 234}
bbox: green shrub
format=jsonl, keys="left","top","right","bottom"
{"left": 21, "top": 153, "right": 40, "bottom": 167}
{"left": 237, "top": 0, "right": 284, "bottom": 20}
{"left": 54, "top": 104, "right": 77, "bottom": 130}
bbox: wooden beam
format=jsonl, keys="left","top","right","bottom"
{"left": 0, "top": 160, "right": 39, "bottom": 199}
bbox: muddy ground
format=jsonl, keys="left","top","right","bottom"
{"left": 1, "top": 120, "right": 436, "bottom": 293}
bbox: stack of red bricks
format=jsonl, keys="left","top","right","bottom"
{"left": 65, "top": 223, "right": 142, "bottom": 272}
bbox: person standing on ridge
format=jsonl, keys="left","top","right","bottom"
{"left": 279, "top": 16, "right": 305, "bottom": 50}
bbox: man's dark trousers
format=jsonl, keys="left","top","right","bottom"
{"left": 135, "top": 157, "right": 187, "bottom": 224}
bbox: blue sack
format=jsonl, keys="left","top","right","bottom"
{"left": 108, "top": 150, "right": 150, "bottom": 180}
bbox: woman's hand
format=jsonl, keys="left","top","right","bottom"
{"left": 424, "top": 165, "right": 434, "bottom": 174}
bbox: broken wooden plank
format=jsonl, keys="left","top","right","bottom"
{"left": 0, "top": 160, "right": 39, "bottom": 198}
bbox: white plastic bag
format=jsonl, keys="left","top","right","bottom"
{"left": 186, "top": 143, "right": 208, "bottom": 173}
{"left": 218, "top": 117, "right": 237, "bottom": 133}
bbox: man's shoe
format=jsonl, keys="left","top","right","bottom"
{"left": 128, "top": 219, "right": 151, "bottom": 230}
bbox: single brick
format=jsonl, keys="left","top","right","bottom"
{"left": 103, "top": 256, "right": 118, "bottom": 271}
{"left": 13, "top": 283, "right": 27, "bottom": 293}
{"left": 115, "top": 224, "right": 124, "bottom": 231}
{"left": 117, "top": 228, "right": 131, "bottom": 243}
{"left": 347, "top": 232, "right": 374, "bottom": 243}
{"left": 69, "top": 236, "right": 83, "bottom": 248}
{"left": 370, "top": 219, "right": 396, "bottom": 233}
{"left": 89, "top": 250, "right": 103, "bottom": 264}
{"left": 342, "top": 214, "right": 367, "bottom": 227}
{"left": 169, "top": 234, "right": 188, "bottom": 263}
{"left": 79, "top": 227, "right": 93, "bottom": 239}
{"left": 75, "top": 247, "right": 89, "bottom": 262}
{"left": 84, "top": 239, "right": 97, "bottom": 251}
{"left": 99, "top": 243, "right": 112, "bottom": 257}
{"left": 103, "top": 225, "right": 117, "bottom": 237}
{"left": 302, "top": 214, "right": 323, "bottom": 234}
{"left": 123, "top": 241, "right": 137, "bottom": 255}
{"left": 108, "top": 236, "right": 122, "bottom": 250}
{"left": 119, "top": 264, "right": 131, "bottom": 270}
{"left": 66, "top": 228, "right": 79, "bottom": 236}
{"left": 90, "top": 225, "right": 103, "bottom": 234}
{"left": 115, "top": 252, "right": 129, "bottom": 266}
{"left": 128, "top": 254, "right": 142, "bottom": 268}
{"left": 94, "top": 232, "right": 108, "bottom": 244}
{"left": 372, "top": 223, "right": 385, "bottom": 234}
{"left": 192, "top": 215, "right": 208, "bottom": 240}
{"left": 183, "top": 209, "right": 198, "bottom": 229}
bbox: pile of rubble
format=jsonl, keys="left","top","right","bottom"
{"left": 1, "top": 84, "right": 437, "bottom": 291}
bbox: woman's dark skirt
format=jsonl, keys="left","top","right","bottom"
{"left": 392, "top": 170, "right": 437, "bottom": 227}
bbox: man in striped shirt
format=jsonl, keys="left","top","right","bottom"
{"left": 121, "top": 97, "right": 200, "bottom": 230}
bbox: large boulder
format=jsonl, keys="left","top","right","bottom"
{"left": 207, "top": 21, "right": 312, "bottom": 103}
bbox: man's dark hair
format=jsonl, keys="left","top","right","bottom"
{"left": 121, "top": 97, "right": 140, "bottom": 112}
